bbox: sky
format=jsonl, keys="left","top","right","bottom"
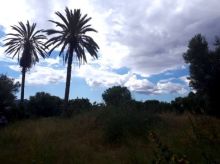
{"left": 0, "top": 0, "right": 220, "bottom": 103}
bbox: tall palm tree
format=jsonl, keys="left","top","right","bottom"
{"left": 4, "top": 21, "right": 47, "bottom": 104}
{"left": 45, "top": 8, "right": 99, "bottom": 110}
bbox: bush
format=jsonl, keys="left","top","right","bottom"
{"left": 63, "top": 98, "right": 92, "bottom": 117}
{"left": 0, "top": 74, "right": 20, "bottom": 122}
{"left": 68, "top": 98, "right": 92, "bottom": 111}
{"left": 97, "top": 108, "right": 162, "bottom": 144}
{"left": 29, "top": 92, "right": 62, "bottom": 117}
{"left": 171, "top": 92, "right": 208, "bottom": 114}
{"left": 102, "top": 86, "right": 132, "bottom": 107}
{"left": 143, "top": 100, "right": 172, "bottom": 113}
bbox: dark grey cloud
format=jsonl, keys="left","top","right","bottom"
{"left": 92, "top": 0, "right": 220, "bottom": 76}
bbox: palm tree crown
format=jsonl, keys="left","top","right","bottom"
{"left": 45, "top": 7, "right": 99, "bottom": 63}
{"left": 4, "top": 21, "right": 47, "bottom": 68}
{"left": 45, "top": 8, "right": 99, "bottom": 110}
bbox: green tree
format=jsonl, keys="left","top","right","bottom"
{"left": 69, "top": 98, "right": 92, "bottom": 111}
{"left": 45, "top": 8, "right": 99, "bottom": 110}
{"left": 29, "top": 92, "right": 62, "bottom": 117}
{"left": 0, "top": 74, "right": 20, "bottom": 113}
{"left": 183, "top": 34, "right": 220, "bottom": 116}
{"left": 4, "top": 21, "right": 47, "bottom": 104}
{"left": 102, "top": 86, "right": 132, "bottom": 107}
{"left": 183, "top": 34, "right": 209, "bottom": 93}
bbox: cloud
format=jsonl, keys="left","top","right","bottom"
{"left": 92, "top": 0, "right": 220, "bottom": 76}
{"left": 0, "top": 0, "right": 70, "bottom": 32}
{"left": 76, "top": 64, "right": 130, "bottom": 87}
{"left": 25, "top": 66, "right": 66, "bottom": 85}
{"left": 156, "top": 81, "right": 188, "bottom": 95}
{"left": 0, "top": 47, "right": 16, "bottom": 63}
{"left": 9, "top": 65, "right": 66, "bottom": 85}
{"left": 0, "top": 0, "right": 219, "bottom": 96}
{"left": 179, "top": 75, "right": 190, "bottom": 85}
{"left": 41, "top": 56, "right": 63, "bottom": 67}
{"left": 76, "top": 64, "right": 188, "bottom": 95}
{"left": 124, "top": 75, "right": 156, "bottom": 94}
{"left": 124, "top": 75, "right": 188, "bottom": 95}
{"left": 8, "top": 60, "right": 189, "bottom": 95}
{"left": 0, "top": 0, "right": 30, "bottom": 32}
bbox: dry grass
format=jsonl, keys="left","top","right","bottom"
{"left": 0, "top": 111, "right": 219, "bottom": 163}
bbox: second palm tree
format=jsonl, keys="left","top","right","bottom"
{"left": 45, "top": 8, "right": 99, "bottom": 110}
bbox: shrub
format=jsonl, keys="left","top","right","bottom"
{"left": 143, "top": 100, "right": 172, "bottom": 113}
{"left": 68, "top": 98, "right": 92, "bottom": 111}
{"left": 102, "top": 86, "right": 132, "bottom": 107}
{"left": 150, "top": 131, "right": 190, "bottom": 163}
{"left": 171, "top": 92, "right": 208, "bottom": 114}
{"left": 188, "top": 115, "right": 220, "bottom": 163}
{"left": 29, "top": 92, "right": 62, "bottom": 117}
{"left": 97, "top": 108, "right": 162, "bottom": 144}
{"left": 0, "top": 74, "right": 20, "bottom": 122}
{"left": 64, "top": 98, "right": 92, "bottom": 117}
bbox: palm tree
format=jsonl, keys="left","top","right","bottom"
{"left": 4, "top": 21, "right": 47, "bottom": 104}
{"left": 45, "top": 8, "right": 99, "bottom": 110}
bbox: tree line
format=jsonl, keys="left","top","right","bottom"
{"left": 0, "top": 78, "right": 219, "bottom": 124}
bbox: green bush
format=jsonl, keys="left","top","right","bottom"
{"left": 97, "top": 108, "right": 162, "bottom": 144}
{"left": 29, "top": 92, "right": 62, "bottom": 117}
{"left": 63, "top": 98, "right": 92, "bottom": 117}
{"left": 68, "top": 98, "right": 92, "bottom": 112}
{"left": 150, "top": 131, "right": 190, "bottom": 163}
{"left": 0, "top": 74, "right": 21, "bottom": 123}
{"left": 102, "top": 86, "right": 132, "bottom": 107}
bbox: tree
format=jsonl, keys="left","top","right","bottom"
{"left": 29, "top": 92, "right": 62, "bottom": 117}
{"left": 0, "top": 74, "right": 20, "bottom": 114}
{"left": 183, "top": 34, "right": 220, "bottom": 116}
{"left": 183, "top": 34, "right": 209, "bottom": 93}
{"left": 102, "top": 86, "right": 132, "bottom": 107}
{"left": 4, "top": 21, "right": 47, "bottom": 104}
{"left": 45, "top": 8, "right": 99, "bottom": 110}
{"left": 69, "top": 98, "right": 92, "bottom": 111}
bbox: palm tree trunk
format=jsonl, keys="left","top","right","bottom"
{"left": 20, "top": 67, "right": 26, "bottom": 104}
{"left": 64, "top": 47, "right": 74, "bottom": 110}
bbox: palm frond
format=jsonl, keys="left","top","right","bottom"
{"left": 49, "top": 20, "right": 67, "bottom": 30}
{"left": 45, "top": 7, "right": 99, "bottom": 65}
{"left": 56, "top": 10, "right": 69, "bottom": 27}
{"left": 3, "top": 20, "right": 47, "bottom": 69}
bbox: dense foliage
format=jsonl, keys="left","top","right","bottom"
{"left": 102, "top": 86, "right": 132, "bottom": 107}
{"left": 98, "top": 108, "right": 162, "bottom": 144}
{"left": 69, "top": 98, "right": 92, "bottom": 111}
{"left": 183, "top": 34, "right": 220, "bottom": 116}
{"left": 0, "top": 74, "right": 20, "bottom": 114}
{"left": 29, "top": 92, "right": 62, "bottom": 117}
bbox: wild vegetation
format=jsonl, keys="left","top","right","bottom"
{"left": 0, "top": 7, "right": 220, "bottom": 164}
{"left": 183, "top": 34, "right": 220, "bottom": 116}
{"left": 0, "top": 110, "right": 219, "bottom": 163}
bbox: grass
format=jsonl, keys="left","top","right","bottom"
{"left": 0, "top": 111, "right": 220, "bottom": 164}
